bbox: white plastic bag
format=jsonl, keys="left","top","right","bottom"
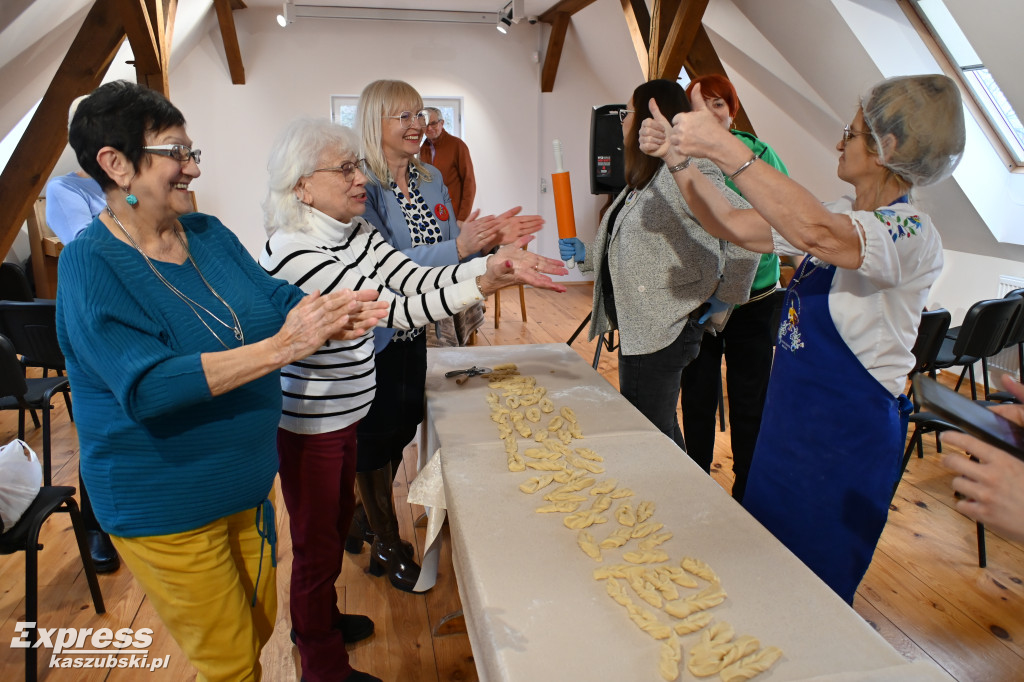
{"left": 0, "top": 439, "right": 42, "bottom": 532}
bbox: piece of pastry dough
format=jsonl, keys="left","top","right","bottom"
{"left": 591, "top": 479, "right": 617, "bottom": 495}
{"left": 672, "top": 611, "right": 714, "bottom": 635}
{"left": 590, "top": 494, "right": 612, "bottom": 512}
{"left": 518, "top": 475, "right": 556, "bottom": 494}
{"left": 718, "top": 647, "right": 783, "bottom": 682}
{"left": 568, "top": 455, "right": 604, "bottom": 474}
{"left": 610, "top": 487, "right": 635, "bottom": 499}
{"left": 560, "top": 406, "right": 578, "bottom": 423}
{"left": 544, "top": 491, "right": 588, "bottom": 503}
{"left": 615, "top": 504, "right": 636, "bottom": 527}
{"left": 599, "top": 526, "right": 634, "bottom": 549}
{"left": 626, "top": 604, "right": 673, "bottom": 640}
{"left": 519, "top": 394, "right": 538, "bottom": 406}
{"left": 506, "top": 451, "right": 525, "bottom": 472}
{"left": 547, "top": 415, "right": 564, "bottom": 431}
{"left": 662, "top": 566, "right": 699, "bottom": 589}
{"left": 569, "top": 423, "right": 584, "bottom": 439}
{"left": 539, "top": 398, "right": 555, "bottom": 413}
{"left": 525, "top": 407, "right": 541, "bottom": 423}
{"left": 605, "top": 577, "right": 632, "bottom": 606}
{"left": 636, "top": 501, "right": 655, "bottom": 523}
{"left": 557, "top": 428, "right": 574, "bottom": 444}
{"left": 553, "top": 477, "right": 595, "bottom": 493}
{"left": 492, "top": 363, "right": 517, "bottom": 371}
{"left": 526, "top": 460, "right": 565, "bottom": 471}
{"left": 639, "top": 531, "right": 673, "bottom": 551}
{"left": 623, "top": 549, "right": 670, "bottom": 564}
{"left": 575, "top": 447, "right": 604, "bottom": 462}
{"left": 564, "top": 510, "right": 608, "bottom": 529}
{"left": 536, "top": 500, "right": 580, "bottom": 513}
{"left": 682, "top": 557, "right": 720, "bottom": 584}
{"left": 577, "top": 530, "right": 602, "bottom": 561}
{"left": 533, "top": 430, "right": 549, "bottom": 442}
{"left": 659, "top": 635, "right": 683, "bottom": 681}
{"left": 631, "top": 522, "right": 665, "bottom": 539}
{"left": 503, "top": 434, "right": 518, "bottom": 453}
{"left": 664, "top": 584, "right": 727, "bottom": 619}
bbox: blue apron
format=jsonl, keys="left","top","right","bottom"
{"left": 743, "top": 255, "right": 911, "bottom": 604}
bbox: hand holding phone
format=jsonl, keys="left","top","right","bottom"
{"left": 912, "top": 375, "right": 1024, "bottom": 460}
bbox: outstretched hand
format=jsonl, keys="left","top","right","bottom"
{"left": 639, "top": 83, "right": 732, "bottom": 165}
{"left": 456, "top": 206, "right": 545, "bottom": 258}
{"left": 478, "top": 236, "right": 568, "bottom": 294}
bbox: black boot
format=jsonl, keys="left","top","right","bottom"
{"left": 356, "top": 464, "right": 421, "bottom": 593}
{"left": 345, "top": 503, "right": 374, "bottom": 555}
{"left": 81, "top": 474, "right": 119, "bottom": 573}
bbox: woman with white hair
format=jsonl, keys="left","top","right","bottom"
{"left": 259, "top": 117, "right": 566, "bottom": 682}
{"left": 640, "top": 74, "right": 966, "bottom": 602}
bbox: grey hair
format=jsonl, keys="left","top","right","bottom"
{"left": 356, "top": 79, "right": 432, "bottom": 186}
{"left": 263, "top": 117, "right": 359, "bottom": 236}
{"left": 424, "top": 106, "right": 443, "bottom": 122}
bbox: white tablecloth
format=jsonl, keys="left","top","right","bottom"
{"left": 412, "top": 344, "right": 951, "bottom": 682}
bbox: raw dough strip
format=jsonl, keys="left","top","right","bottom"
{"left": 664, "top": 584, "right": 727, "bottom": 619}
{"left": 657, "top": 565, "right": 699, "bottom": 589}
{"left": 646, "top": 569, "right": 680, "bottom": 601}
{"left": 639, "top": 531, "right": 673, "bottom": 551}
{"left": 547, "top": 415, "right": 565, "bottom": 432}
{"left": 553, "top": 477, "right": 595, "bottom": 493}
{"left": 577, "top": 530, "right": 603, "bottom": 561}
{"left": 536, "top": 500, "right": 581, "bottom": 513}
{"left": 568, "top": 455, "right": 605, "bottom": 474}
{"left": 590, "top": 494, "right": 612, "bottom": 512}
{"left": 659, "top": 635, "right": 683, "bottom": 682}
{"left": 591, "top": 479, "right": 617, "bottom": 495}
{"left": 544, "top": 491, "right": 588, "bottom": 503}
{"left": 615, "top": 504, "right": 637, "bottom": 527}
{"left": 525, "top": 460, "right": 566, "bottom": 472}
{"left": 518, "top": 475, "right": 556, "bottom": 494}
{"left": 575, "top": 447, "right": 604, "bottom": 462}
{"left": 718, "top": 647, "right": 783, "bottom": 682}
{"left": 623, "top": 549, "right": 670, "bottom": 565}
{"left": 506, "top": 450, "right": 525, "bottom": 472}
{"left": 564, "top": 509, "right": 608, "bottom": 529}
{"left": 682, "top": 557, "right": 720, "bottom": 584}
{"left": 569, "top": 423, "right": 584, "bottom": 439}
{"left": 560, "top": 405, "right": 578, "bottom": 423}
{"left": 609, "top": 487, "right": 635, "bottom": 499}
{"left": 631, "top": 521, "right": 665, "bottom": 539}
{"left": 539, "top": 398, "right": 555, "bottom": 413}
{"left": 522, "top": 447, "right": 559, "bottom": 460}
{"left": 525, "top": 407, "right": 541, "bottom": 423}
{"left": 599, "top": 526, "right": 634, "bottom": 549}
{"left": 673, "top": 611, "right": 714, "bottom": 635}
{"left": 557, "top": 428, "right": 574, "bottom": 444}
{"left": 626, "top": 603, "right": 673, "bottom": 640}
{"left": 636, "top": 500, "right": 656, "bottom": 523}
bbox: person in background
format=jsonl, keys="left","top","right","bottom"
{"left": 559, "top": 79, "right": 759, "bottom": 451}
{"left": 640, "top": 74, "right": 965, "bottom": 603}
{"left": 678, "top": 74, "right": 789, "bottom": 502}
{"left": 350, "top": 79, "right": 544, "bottom": 592}
{"left": 260, "top": 117, "right": 565, "bottom": 681}
{"left": 57, "top": 80, "right": 383, "bottom": 680}
{"left": 420, "top": 106, "right": 476, "bottom": 222}
{"left": 943, "top": 375, "right": 1024, "bottom": 543}
{"left": 42, "top": 99, "right": 121, "bottom": 572}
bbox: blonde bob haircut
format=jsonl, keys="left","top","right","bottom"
{"left": 263, "top": 117, "right": 360, "bottom": 236}
{"left": 357, "top": 79, "right": 432, "bottom": 186}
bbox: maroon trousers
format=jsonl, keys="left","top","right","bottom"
{"left": 277, "top": 424, "right": 359, "bottom": 682}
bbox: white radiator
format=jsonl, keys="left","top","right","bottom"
{"left": 991, "top": 275, "right": 1024, "bottom": 375}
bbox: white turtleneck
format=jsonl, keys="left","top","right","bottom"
{"left": 259, "top": 208, "right": 488, "bottom": 434}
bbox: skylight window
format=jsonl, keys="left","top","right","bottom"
{"left": 910, "top": 0, "right": 1024, "bottom": 164}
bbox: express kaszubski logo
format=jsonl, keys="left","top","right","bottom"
{"left": 10, "top": 622, "right": 170, "bottom": 671}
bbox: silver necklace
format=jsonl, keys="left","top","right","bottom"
{"left": 106, "top": 206, "right": 245, "bottom": 349}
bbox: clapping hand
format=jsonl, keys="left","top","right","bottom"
{"left": 477, "top": 236, "right": 568, "bottom": 295}
{"left": 456, "top": 206, "right": 544, "bottom": 258}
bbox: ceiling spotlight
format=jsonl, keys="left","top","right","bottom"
{"left": 496, "top": 0, "right": 523, "bottom": 33}
{"left": 496, "top": 11, "right": 511, "bottom": 33}
{"left": 277, "top": 1, "right": 294, "bottom": 27}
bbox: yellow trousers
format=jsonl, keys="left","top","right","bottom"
{"left": 111, "top": 491, "right": 277, "bottom": 682}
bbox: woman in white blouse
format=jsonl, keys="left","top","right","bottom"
{"left": 259, "top": 118, "right": 565, "bottom": 682}
{"left": 639, "top": 74, "right": 965, "bottom": 603}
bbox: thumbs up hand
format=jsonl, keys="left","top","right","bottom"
{"left": 639, "top": 83, "right": 731, "bottom": 166}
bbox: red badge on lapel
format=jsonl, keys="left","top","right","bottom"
{"left": 434, "top": 203, "right": 450, "bottom": 221}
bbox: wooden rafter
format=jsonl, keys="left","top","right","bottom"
{"left": 620, "top": 0, "right": 651, "bottom": 80}
{"left": 213, "top": 0, "right": 246, "bottom": 85}
{"left": 683, "top": 25, "right": 755, "bottom": 135}
{"left": 538, "top": 0, "right": 597, "bottom": 92}
{"left": 0, "top": 0, "right": 125, "bottom": 261}
{"left": 656, "top": 0, "right": 708, "bottom": 80}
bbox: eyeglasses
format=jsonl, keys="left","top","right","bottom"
{"left": 312, "top": 158, "right": 366, "bottom": 182}
{"left": 842, "top": 124, "right": 871, "bottom": 143}
{"left": 384, "top": 110, "right": 430, "bottom": 130}
{"left": 426, "top": 119, "right": 444, "bottom": 129}
{"left": 618, "top": 109, "right": 636, "bottom": 123}
{"left": 143, "top": 144, "right": 201, "bottom": 165}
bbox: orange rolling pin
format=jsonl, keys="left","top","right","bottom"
{"left": 552, "top": 139, "right": 577, "bottom": 269}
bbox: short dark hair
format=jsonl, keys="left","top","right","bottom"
{"left": 69, "top": 80, "right": 186, "bottom": 191}
{"left": 624, "top": 79, "right": 690, "bottom": 190}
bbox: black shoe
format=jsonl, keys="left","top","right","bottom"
{"left": 346, "top": 671, "right": 382, "bottom": 682}
{"left": 87, "top": 530, "right": 120, "bottom": 573}
{"left": 290, "top": 614, "right": 374, "bottom": 646}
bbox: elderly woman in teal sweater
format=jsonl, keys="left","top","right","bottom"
{"left": 55, "top": 80, "right": 386, "bottom": 681}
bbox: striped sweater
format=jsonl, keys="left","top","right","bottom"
{"left": 259, "top": 208, "right": 488, "bottom": 434}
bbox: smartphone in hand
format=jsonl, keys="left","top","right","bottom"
{"left": 913, "top": 375, "right": 1024, "bottom": 460}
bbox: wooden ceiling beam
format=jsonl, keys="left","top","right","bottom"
{"left": 656, "top": 0, "right": 708, "bottom": 80}
{"left": 538, "top": 0, "right": 597, "bottom": 24}
{"left": 541, "top": 12, "right": 570, "bottom": 93}
{"left": 620, "top": 0, "right": 651, "bottom": 80}
{"left": 118, "top": 0, "right": 161, "bottom": 78}
{"left": 0, "top": 0, "right": 125, "bottom": 261}
{"left": 683, "top": 25, "right": 756, "bottom": 135}
{"left": 213, "top": 0, "right": 246, "bottom": 85}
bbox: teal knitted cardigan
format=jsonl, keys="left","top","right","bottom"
{"left": 56, "top": 213, "right": 304, "bottom": 537}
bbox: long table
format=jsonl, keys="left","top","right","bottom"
{"left": 415, "top": 344, "right": 950, "bottom": 682}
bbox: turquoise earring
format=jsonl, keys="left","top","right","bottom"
{"left": 123, "top": 185, "right": 138, "bottom": 207}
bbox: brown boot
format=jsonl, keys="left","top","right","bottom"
{"left": 356, "top": 464, "right": 421, "bottom": 592}
{"left": 345, "top": 500, "right": 374, "bottom": 555}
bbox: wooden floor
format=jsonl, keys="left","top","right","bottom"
{"left": 1, "top": 283, "right": 1022, "bottom": 681}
